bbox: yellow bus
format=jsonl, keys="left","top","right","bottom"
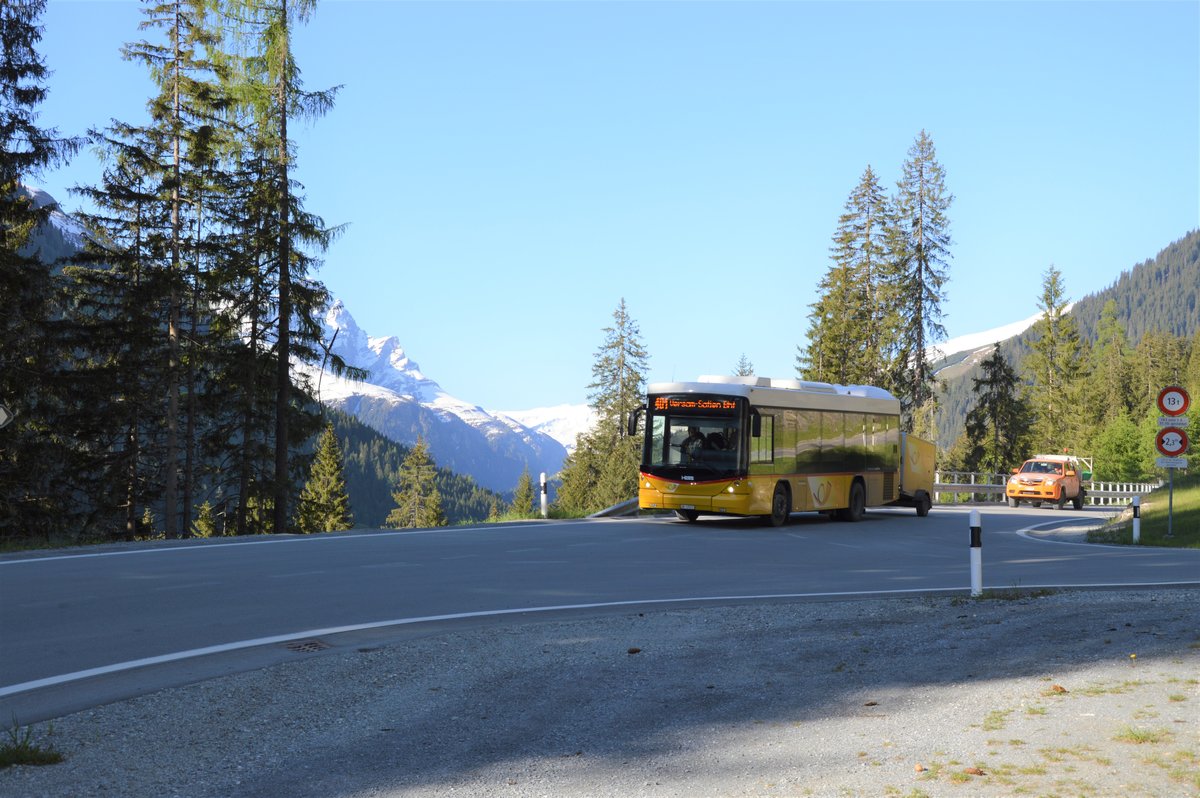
{"left": 628, "top": 376, "right": 935, "bottom": 525}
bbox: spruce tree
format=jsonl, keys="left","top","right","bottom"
{"left": 509, "top": 468, "right": 535, "bottom": 518}
{"left": 385, "top": 437, "right": 446, "bottom": 529}
{"left": 0, "top": 0, "right": 80, "bottom": 540}
{"left": 1082, "top": 299, "right": 1134, "bottom": 436}
{"left": 799, "top": 261, "right": 860, "bottom": 384}
{"left": 295, "top": 423, "right": 353, "bottom": 533}
{"left": 214, "top": 0, "right": 340, "bottom": 534}
{"left": 587, "top": 298, "right": 649, "bottom": 439}
{"left": 889, "top": 131, "right": 953, "bottom": 427}
{"left": 962, "top": 347, "right": 1031, "bottom": 475}
{"left": 556, "top": 299, "right": 649, "bottom": 515}
{"left": 734, "top": 354, "right": 754, "bottom": 377}
{"left": 1024, "top": 265, "right": 1087, "bottom": 452}
{"left": 800, "top": 165, "right": 896, "bottom": 387}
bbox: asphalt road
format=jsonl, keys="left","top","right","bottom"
{"left": 2, "top": 504, "right": 1197, "bottom": 725}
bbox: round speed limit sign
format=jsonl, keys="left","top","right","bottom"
{"left": 1157, "top": 386, "right": 1191, "bottom": 417}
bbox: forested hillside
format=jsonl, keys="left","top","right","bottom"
{"left": 937, "top": 230, "right": 1200, "bottom": 460}
{"left": 325, "top": 409, "right": 505, "bottom": 528}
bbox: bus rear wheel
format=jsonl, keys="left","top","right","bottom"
{"left": 767, "top": 483, "right": 790, "bottom": 527}
{"left": 838, "top": 480, "right": 866, "bottom": 522}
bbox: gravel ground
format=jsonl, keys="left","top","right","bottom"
{"left": 2, "top": 589, "right": 1198, "bottom": 798}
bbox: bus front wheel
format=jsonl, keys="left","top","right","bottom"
{"left": 675, "top": 509, "right": 699, "bottom": 522}
{"left": 767, "top": 483, "right": 790, "bottom": 527}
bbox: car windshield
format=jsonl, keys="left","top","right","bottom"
{"left": 1021, "top": 461, "right": 1062, "bottom": 475}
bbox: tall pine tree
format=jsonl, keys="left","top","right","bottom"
{"left": 1024, "top": 265, "right": 1087, "bottom": 453}
{"left": 0, "top": 0, "right": 80, "bottom": 540}
{"left": 962, "top": 347, "right": 1031, "bottom": 475}
{"left": 800, "top": 165, "right": 896, "bottom": 387}
{"left": 890, "top": 131, "right": 953, "bottom": 429}
{"left": 556, "top": 299, "right": 648, "bottom": 515}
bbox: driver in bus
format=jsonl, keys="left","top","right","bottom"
{"left": 681, "top": 426, "right": 707, "bottom": 462}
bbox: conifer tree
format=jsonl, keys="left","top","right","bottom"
{"left": 115, "top": 0, "right": 232, "bottom": 537}
{"left": 556, "top": 299, "right": 649, "bottom": 515}
{"left": 962, "top": 347, "right": 1031, "bottom": 475}
{"left": 800, "top": 165, "right": 896, "bottom": 387}
{"left": 889, "top": 131, "right": 953, "bottom": 427}
{"left": 229, "top": 0, "right": 339, "bottom": 535}
{"left": 734, "top": 354, "right": 754, "bottom": 377}
{"left": 1024, "top": 265, "right": 1087, "bottom": 452}
{"left": 0, "top": 0, "right": 81, "bottom": 540}
{"left": 1082, "top": 299, "right": 1134, "bottom": 436}
{"left": 587, "top": 297, "right": 649, "bottom": 438}
{"left": 385, "top": 437, "right": 446, "bottom": 529}
{"left": 799, "top": 261, "right": 860, "bottom": 384}
{"left": 295, "top": 424, "right": 352, "bottom": 533}
{"left": 509, "top": 468, "right": 535, "bottom": 518}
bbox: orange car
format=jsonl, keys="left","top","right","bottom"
{"left": 1006, "top": 455, "right": 1086, "bottom": 509}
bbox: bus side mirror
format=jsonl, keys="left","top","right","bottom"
{"left": 626, "top": 408, "right": 642, "bottom": 437}
{"left": 751, "top": 410, "right": 762, "bottom": 438}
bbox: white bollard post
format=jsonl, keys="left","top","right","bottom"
{"left": 970, "top": 509, "right": 983, "bottom": 597}
{"left": 540, "top": 472, "right": 548, "bottom": 519}
{"left": 1131, "top": 495, "right": 1140, "bottom": 545}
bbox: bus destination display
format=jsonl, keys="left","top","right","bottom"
{"left": 654, "top": 396, "right": 738, "bottom": 413}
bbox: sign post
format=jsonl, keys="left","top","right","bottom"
{"left": 1155, "top": 386, "right": 1192, "bottom": 539}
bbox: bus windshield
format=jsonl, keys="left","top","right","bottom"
{"left": 642, "top": 394, "right": 745, "bottom": 479}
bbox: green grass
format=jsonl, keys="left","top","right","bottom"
{"left": 0, "top": 724, "right": 63, "bottom": 769}
{"left": 1089, "top": 473, "right": 1200, "bottom": 548}
{"left": 1113, "top": 726, "right": 1173, "bottom": 744}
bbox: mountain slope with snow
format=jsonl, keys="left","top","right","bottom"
{"left": 311, "top": 301, "right": 590, "bottom": 492}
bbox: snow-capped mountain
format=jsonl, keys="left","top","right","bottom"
{"left": 20, "top": 186, "right": 87, "bottom": 265}
{"left": 493, "top": 404, "right": 596, "bottom": 452}
{"left": 304, "top": 300, "right": 591, "bottom": 492}
{"left": 929, "top": 307, "right": 1068, "bottom": 379}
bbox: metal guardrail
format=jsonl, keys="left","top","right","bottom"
{"left": 934, "top": 471, "right": 1160, "bottom": 506}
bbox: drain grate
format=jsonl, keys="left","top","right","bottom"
{"left": 284, "top": 638, "right": 331, "bottom": 654}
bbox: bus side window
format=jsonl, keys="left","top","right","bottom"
{"left": 751, "top": 414, "right": 774, "bottom": 463}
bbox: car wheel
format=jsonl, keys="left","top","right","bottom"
{"left": 1007, "top": 496, "right": 1019, "bottom": 508}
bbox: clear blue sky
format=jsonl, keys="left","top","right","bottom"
{"left": 35, "top": 0, "right": 1200, "bottom": 410}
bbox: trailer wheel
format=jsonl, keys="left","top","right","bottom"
{"left": 915, "top": 491, "right": 931, "bottom": 517}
